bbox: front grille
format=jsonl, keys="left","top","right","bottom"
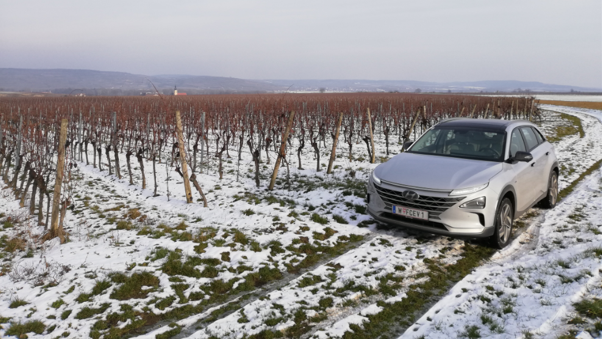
{"left": 375, "top": 185, "right": 464, "bottom": 220}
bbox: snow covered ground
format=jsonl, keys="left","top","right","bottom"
{"left": 405, "top": 157, "right": 602, "bottom": 339}
{"left": 536, "top": 106, "right": 602, "bottom": 190}
{"left": 402, "top": 106, "right": 602, "bottom": 339}
{"left": 486, "top": 95, "right": 602, "bottom": 102}
{"left": 0, "top": 105, "right": 600, "bottom": 339}
{"left": 534, "top": 95, "right": 602, "bottom": 102}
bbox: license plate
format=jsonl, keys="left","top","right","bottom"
{"left": 392, "top": 205, "right": 428, "bottom": 220}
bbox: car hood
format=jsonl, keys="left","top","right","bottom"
{"left": 374, "top": 153, "right": 503, "bottom": 191}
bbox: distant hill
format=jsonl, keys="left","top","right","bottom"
{"left": 0, "top": 68, "right": 287, "bottom": 95}
{"left": 0, "top": 68, "right": 599, "bottom": 95}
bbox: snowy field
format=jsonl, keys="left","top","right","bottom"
{"left": 486, "top": 95, "right": 602, "bottom": 102}
{"left": 533, "top": 95, "right": 602, "bottom": 102}
{"left": 0, "top": 105, "right": 601, "bottom": 339}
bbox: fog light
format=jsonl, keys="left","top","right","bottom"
{"left": 460, "top": 196, "right": 486, "bottom": 209}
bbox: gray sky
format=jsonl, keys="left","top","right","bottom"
{"left": 1, "top": 0, "right": 601, "bottom": 88}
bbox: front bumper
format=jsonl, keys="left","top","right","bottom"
{"left": 366, "top": 179, "right": 497, "bottom": 238}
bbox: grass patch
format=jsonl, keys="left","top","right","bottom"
{"left": 51, "top": 299, "right": 65, "bottom": 309}
{"left": 110, "top": 272, "right": 160, "bottom": 300}
{"left": 9, "top": 298, "right": 28, "bottom": 308}
{"left": 310, "top": 213, "right": 329, "bottom": 225}
{"left": 156, "top": 323, "right": 182, "bottom": 339}
{"left": 459, "top": 324, "right": 481, "bottom": 338}
{"left": 574, "top": 298, "right": 602, "bottom": 319}
{"left": 61, "top": 310, "right": 72, "bottom": 320}
{"left": 5, "top": 320, "right": 46, "bottom": 337}
{"left": 234, "top": 230, "right": 249, "bottom": 245}
{"left": 539, "top": 101, "right": 602, "bottom": 112}
{"left": 545, "top": 113, "right": 584, "bottom": 143}
{"left": 285, "top": 235, "right": 363, "bottom": 274}
{"left": 559, "top": 159, "right": 602, "bottom": 201}
{"left": 90, "top": 303, "right": 158, "bottom": 339}
{"left": 75, "top": 303, "right": 111, "bottom": 319}
{"left": 339, "top": 244, "right": 495, "bottom": 338}
{"left": 156, "top": 296, "right": 176, "bottom": 310}
{"left": 124, "top": 208, "right": 142, "bottom": 219}
{"left": 4, "top": 237, "right": 26, "bottom": 253}
{"left": 354, "top": 204, "right": 366, "bottom": 214}
{"left": 298, "top": 274, "right": 323, "bottom": 288}
{"left": 332, "top": 214, "right": 348, "bottom": 224}
{"left": 76, "top": 279, "right": 112, "bottom": 303}
{"left": 116, "top": 220, "right": 134, "bottom": 230}
{"left": 313, "top": 227, "right": 337, "bottom": 241}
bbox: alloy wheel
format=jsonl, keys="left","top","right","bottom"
{"left": 550, "top": 173, "right": 558, "bottom": 206}
{"left": 498, "top": 202, "right": 512, "bottom": 244}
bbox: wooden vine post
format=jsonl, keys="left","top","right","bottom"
{"left": 268, "top": 111, "right": 295, "bottom": 191}
{"left": 15, "top": 115, "right": 23, "bottom": 169}
{"left": 49, "top": 119, "right": 68, "bottom": 243}
{"left": 367, "top": 108, "right": 376, "bottom": 164}
{"left": 469, "top": 104, "right": 477, "bottom": 118}
{"left": 405, "top": 107, "right": 422, "bottom": 143}
{"left": 112, "top": 112, "right": 121, "bottom": 179}
{"left": 175, "top": 111, "right": 193, "bottom": 203}
{"left": 0, "top": 114, "right": 3, "bottom": 145}
{"left": 200, "top": 111, "right": 205, "bottom": 174}
{"left": 327, "top": 112, "right": 344, "bottom": 174}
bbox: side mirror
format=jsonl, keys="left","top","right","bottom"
{"left": 513, "top": 151, "right": 533, "bottom": 162}
{"left": 403, "top": 141, "right": 414, "bottom": 151}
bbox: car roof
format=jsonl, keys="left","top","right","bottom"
{"left": 435, "top": 118, "right": 529, "bottom": 132}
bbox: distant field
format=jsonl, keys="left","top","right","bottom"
{"left": 533, "top": 94, "right": 602, "bottom": 102}
{"left": 0, "top": 91, "right": 61, "bottom": 97}
{"left": 538, "top": 100, "right": 602, "bottom": 110}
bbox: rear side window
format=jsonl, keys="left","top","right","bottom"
{"left": 520, "top": 127, "right": 539, "bottom": 151}
{"left": 510, "top": 129, "right": 527, "bottom": 157}
{"left": 532, "top": 127, "right": 545, "bottom": 144}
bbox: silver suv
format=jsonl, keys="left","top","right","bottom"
{"left": 367, "top": 118, "right": 559, "bottom": 248}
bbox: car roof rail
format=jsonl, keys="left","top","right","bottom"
{"left": 437, "top": 117, "right": 468, "bottom": 124}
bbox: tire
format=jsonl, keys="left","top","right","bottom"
{"left": 491, "top": 197, "right": 514, "bottom": 249}
{"left": 540, "top": 170, "right": 558, "bottom": 209}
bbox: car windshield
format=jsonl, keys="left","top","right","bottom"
{"left": 408, "top": 128, "right": 505, "bottom": 161}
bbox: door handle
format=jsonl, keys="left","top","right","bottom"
{"left": 545, "top": 152, "right": 549, "bottom": 156}
{"left": 531, "top": 162, "right": 536, "bottom": 167}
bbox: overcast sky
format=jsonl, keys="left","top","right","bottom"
{"left": 1, "top": 0, "right": 600, "bottom": 88}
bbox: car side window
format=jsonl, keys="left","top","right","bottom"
{"left": 510, "top": 129, "right": 527, "bottom": 158}
{"left": 520, "top": 127, "right": 539, "bottom": 151}
{"left": 532, "top": 127, "right": 545, "bottom": 144}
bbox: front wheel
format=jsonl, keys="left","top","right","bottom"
{"left": 540, "top": 171, "right": 558, "bottom": 209}
{"left": 491, "top": 197, "right": 514, "bottom": 249}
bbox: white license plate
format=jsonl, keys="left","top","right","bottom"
{"left": 392, "top": 205, "right": 429, "bottom": 220}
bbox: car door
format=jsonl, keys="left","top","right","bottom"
{"left": 508, "top": 128, "right": 535, "bottom": 212}
{"left": 520, "top": 126, "right": 547, "bottom": 199}
{"left": 532, "top": 126, "right": 555, "bottom": 178}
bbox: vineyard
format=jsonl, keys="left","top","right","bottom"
{"left": 0, "top": 92, "right": 555, "bottom": 339}
{"left": 0, "top": 93, "right": 539, "bottom": 232}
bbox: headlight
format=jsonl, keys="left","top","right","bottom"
{"left": 460, "top": 196, "right": 486, "bottom": 209}
{"left": 371, "top": 169, "right": 381, "bottom": 185}
{"left": 449, "top": 183, "right": 488, "bottom": 196}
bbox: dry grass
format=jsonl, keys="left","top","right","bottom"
{"left": 539, "top": 100, "right": 602, "bottom": 111}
